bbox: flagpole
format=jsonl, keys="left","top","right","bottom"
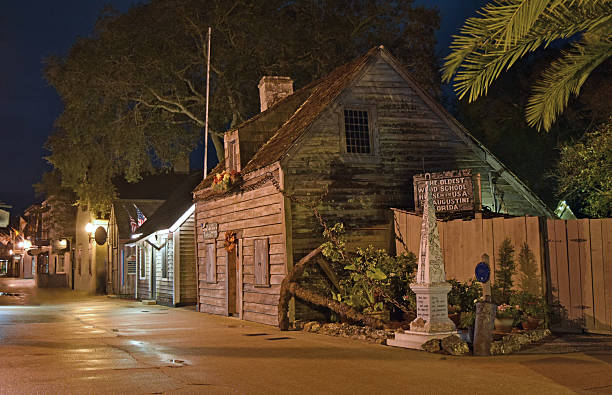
{"left": 204, "top": 26, "right": 211, "bottom": 178}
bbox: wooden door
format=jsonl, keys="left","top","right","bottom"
{"left": 227, "top": 246, "right": 240, "bottom": 316}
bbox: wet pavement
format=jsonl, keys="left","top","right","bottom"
{"left": 1, "top": 277, "right": 611, "bottom": 394}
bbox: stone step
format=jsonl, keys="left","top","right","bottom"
{"left": 387, "top": 330, "right": 458, "bottom": 350}
{"left": 141, "top": 300, "right": 156, "bottom": 305}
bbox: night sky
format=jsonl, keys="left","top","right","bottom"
{"left": 0, "top": 0, "right": 485, "bottom": 216}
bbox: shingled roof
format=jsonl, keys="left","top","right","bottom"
{"left": 193, "top": 47, "right": 378, "bottom": 193}
{"left": 193, "top": 46, "right": 552, "bottom": 216}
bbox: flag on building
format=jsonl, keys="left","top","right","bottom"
{"left": 134, "top": 204, "right": 147, "bottom": 227}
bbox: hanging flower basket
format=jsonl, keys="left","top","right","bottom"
{"left": 212, "top": 170, "right": 241, "bottom": 192}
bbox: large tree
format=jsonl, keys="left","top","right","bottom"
{"left": 442, "top": 0, "right": 612, "bottom": 131}
{"left": 46, "top": 0, "right": 439, "bottom": 212}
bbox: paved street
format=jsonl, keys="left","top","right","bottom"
{"left": 1, "top": 277, "right": 611, "bottom": 394}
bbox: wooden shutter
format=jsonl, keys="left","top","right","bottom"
{"left": 254, "top": 238, "right": 269, "bottom": 286}
{"left": 206, "top": 243, "right": 216, "bottom": 283}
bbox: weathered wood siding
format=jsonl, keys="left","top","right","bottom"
{"left": 284, "top": 57, "right": 543, "bottom": 263}
{"left": 179, "top": 213, "right": 197, "bottom": 304}
{"left": 195, "top": 168, "right": 286, "bottom": 326}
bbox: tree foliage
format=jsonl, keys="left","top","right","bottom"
{"left": 493, "top": 238, "right": 516, "bottom": 305}
{"left": 321, "top": 223, "right": 417, "bottom": 315}
{"left": 556, "top": 118, "right": 612, "bottom": 217}
{"left": 442, "top": 0, "right": 612, "bottom": 131}
{"left": 45, "top": 0, "right": 439, "bottom": 212}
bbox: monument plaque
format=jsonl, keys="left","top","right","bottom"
{"left": 413, "top": 169, "right": 475, "bottom": 213}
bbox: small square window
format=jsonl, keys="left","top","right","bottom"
{"left": 344, "top": 109, "right": 371, "bottom": 154}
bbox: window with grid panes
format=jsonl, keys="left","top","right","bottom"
{"left": 343, "top": 109, "right": 371, "bottom": 154}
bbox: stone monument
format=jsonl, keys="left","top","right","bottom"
{"left": 388, "top": 177, "right": 457, "bottom": 350}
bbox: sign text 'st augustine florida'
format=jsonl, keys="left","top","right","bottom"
{"left": 413, "top": 169, "right": 474, "bottom": 212}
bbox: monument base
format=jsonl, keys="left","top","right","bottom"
{"left": 387, "top": 330, "right": 458, "bottom": 350}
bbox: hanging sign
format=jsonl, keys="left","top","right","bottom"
{"left": 202, "top": 222, "right": 218, "bottom": 239}
{"left": 413, "top": 169, "right": 475, "bottom": 212}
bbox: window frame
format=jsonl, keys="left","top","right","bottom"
{"left": 56, "top": 255, "right": 65, "bottom": 274}
{"left": 338, "top": 104, "right": 379, "bottom": 162}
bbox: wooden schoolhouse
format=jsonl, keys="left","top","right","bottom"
{"left": 192, "top": 46, "right": 552, "bottom": 326}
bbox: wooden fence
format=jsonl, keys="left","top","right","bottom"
{"left": 393, "top": 209, "right": 612, "bottom": 334}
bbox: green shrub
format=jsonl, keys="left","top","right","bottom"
{"left": 322, "top": 223, "right": 417, "bottom": 315}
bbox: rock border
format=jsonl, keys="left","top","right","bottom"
{"left": 298, "top": 321, "right": 395, "bottom": 344}
{"left": 298, "top": 321, "right": 551, "bottom": 355}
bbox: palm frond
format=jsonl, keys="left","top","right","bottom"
{"left": 442, "top": 0, "right": 612, "bottom": 103}
{"left": 526, "top": 31, "right": 612, "bottom": 130}
{"left": 499, "top": 0, "right": 553, "bottom": 49}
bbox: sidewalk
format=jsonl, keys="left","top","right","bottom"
{"left": 1, "top": 278, "right": 610, "bottom": 394}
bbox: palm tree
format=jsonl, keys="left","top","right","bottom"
{"left": 442, "top": 0, "right": 612, "bottom": 131}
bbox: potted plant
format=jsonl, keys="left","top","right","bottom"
{"left": 495, "top": 303, "right": 519, "bottom": 332}
{"left": 515, "top": 292, "right": 548, "bottom": 330}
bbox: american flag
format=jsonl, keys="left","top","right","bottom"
{"left": 134, "top": 204, "right": 147, "bottom": 227}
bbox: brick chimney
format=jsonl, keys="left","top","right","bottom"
{"left": 173, "top": 155, "right": 190, "bottom": 174}
{"left": 258, "top": 76, "right": 294, "bottom": 112}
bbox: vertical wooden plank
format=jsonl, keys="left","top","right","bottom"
{"left": 590, "top": 219, "right": 606, "bottom": 332}
{"left": 445, "top": 219, "right": 462, "bottom": 280}
{"left": 566, "top": 220, "right": 583, "bottom": 328}
{"left": 603, "top": 219, "right": 612, "bottom": 333}
{"left": 525, "top": 217, "right": 543, "bottom": 294}
{"left": 491, "top": 217, "right": 505, "bottom": 286}
{"left": 482, "top": 217, "right": 495, "bottom": 284}
{"left": 577, "top": 219, "right": 594, "bottom": 331}
{"left": 554, "top": 220, "right": 572, "bottom": 330}
{"left": 463, "top": 217, "right": 481, "bottom": 281}
{"left": 409, "top": 213, "right": 421, "bottom": 257}
{"left": 546, "top": 219, "right": 559, "bottom": 307}
{"left": 510, "top": 217, "right": 527, "bottom": 291}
